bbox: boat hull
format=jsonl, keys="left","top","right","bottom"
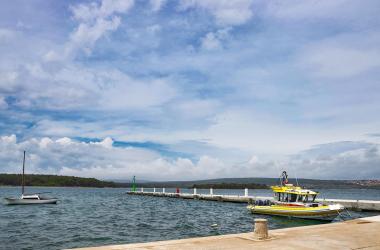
{"left": 247, "top": 204, "right": 343, "bottom": 221}
{"left": 4, "top": 198, "right": 58, "bottom": 205}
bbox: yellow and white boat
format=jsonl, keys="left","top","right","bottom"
{"left": 247, "top": 171, "right": 344, "bottom": 221}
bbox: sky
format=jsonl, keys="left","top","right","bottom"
{"left": 0, "top": 0, "right": 380, "bottom": 181}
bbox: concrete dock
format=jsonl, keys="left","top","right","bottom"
{"left": 71, "top": 215, "right": 380, "bottom": 249}
{"left": 127, "top": 190, "right": 380, "bottom": 211}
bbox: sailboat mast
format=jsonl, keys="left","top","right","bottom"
{"left": 22, "top": 151, "right": 25, "bottom": 195}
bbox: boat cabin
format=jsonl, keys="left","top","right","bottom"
{"left": 21, "top": 194, "right": 41, "bottom": 200}
{"left": 271, "top": 184, "right": 318, "bottom": 203}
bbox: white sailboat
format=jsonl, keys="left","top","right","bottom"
{"left": 4, "top": 151, "right": 58, "bottom": 205}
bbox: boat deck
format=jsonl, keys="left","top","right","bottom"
{"left": 70, "top": 215, "right": 380, "bottom": 250}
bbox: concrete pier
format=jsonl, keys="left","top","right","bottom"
{"left": 127, "top": 190, "right": 380, "bottom": 211}
{"left": 71, "top": 215, "right": 380, "bottom": 249}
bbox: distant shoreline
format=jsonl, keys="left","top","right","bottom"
{"left": 0, "top": 185, "right": 127, "bottom": 189}
{"left": 1, "top": 174, "right": 379, "bottom": 189}
{"left": 0, "top": 173, "right": 127, "bottom": 188}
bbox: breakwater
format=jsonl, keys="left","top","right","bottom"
{"left": 127, "top": 188, "right": 380, "bottom": 211}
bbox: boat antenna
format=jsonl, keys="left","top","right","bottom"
{"left": 290, "top": 165, "right": 299, "bottom": 186}
{"left": 294, "top": 168, "right": 299, "bottom": 187}
{"left": 22, "top": 150, "right": 26, "bottom": 195}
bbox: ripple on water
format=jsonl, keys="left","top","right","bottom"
{"left": 0, "top": 187, "right": 379, "bottom": 250}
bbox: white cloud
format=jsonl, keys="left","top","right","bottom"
{"left": 150, "top": 0, "right": 167, "bottom": 12}
{"left": 0, "top": 28, "right": 15, "bottom": 42}
{"left": 39, "top": 137, "right": 53, "bottom": 148}
{"left": 31, "top": 120, "right": 81, "bottom": 138}
{"left": 43, "top": 50, "right": 60, "bottom": 62}
{"left": 0, "top": 71, "right": 18, "bottom": 92}
{"left": 266, "top": 0, "right": 349, "bottom": 20}
{"left": 4, "top": 63, "right": 177, "bottom": 111}
{"left": 100, "top": 74, "right": 177, "bottom": 110}
{"left": 171, "top": 99, "right": 220, "bottom": 120}
{"left": 194, "top": 109, "right": 335, "bottom": 155}
{"left": 46, "top": 0, "right": 134, "bottom": 61}
{"left": 146, "top": 24, "right": 161, "bottom": 34}
{"left": 67, "top": 16, "right": 121, "bottom": 57}
{"left": 201, "top": 32, "right": 221, "bottom": 50}
{"left": 247, "top": 141, "right": 380, "bottom": 179}
{"left": 16, "top": 21, "right": 32, "bottom": 30}
{"left": 70, "top": 0, "right": 134, "bottom": 22}
{"left": 0, "top": 96, "right": 8, "bottom": 109}
{"left": 299, "top": 41, "right": 380, "bottom": 78}
{"left": 1, "top": 134, "right": 379, "bottom": 180}
{"left": 265, "top": 0, "right": 380, "bottom": 30}
{"left": 200, "top": 28, "right": 230, "bottom": 50}
{"left": 92, "top": 137, "right": 114, "bottom": 149}
{"left": 57, "top": 155, "right": 230, "bottom": 181}
{"left": 55, "top": 137, "right": 73, "bottom": 146}
{"left": 248, "top": 155, "right": 258, "bottom": 165}
{"left": 0, "top": 134, "right": 239, "bottom": 180}
{"left": 1, "top": 134, "right": 16, "bottom": 144}
{"left": 179, "top": 0, "right": 254, "bottom": 26}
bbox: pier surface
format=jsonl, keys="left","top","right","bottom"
{"left": 71, "top": 215, "right": 380, "bottom": 250}
{"left": 127, "top": 191, "right": 380, "bottom": 211}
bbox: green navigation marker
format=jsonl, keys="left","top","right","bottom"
{"left": 132, "top": 175, "right": 137, "bottom": 192}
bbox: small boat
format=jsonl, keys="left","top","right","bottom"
{"left": 5, "top": 193, "right": 58, "bottom": 205}
{"left": 247, "top": 171, "right": 344, "bottom": 221}
{"left": 4, "top": 151, "right": 58, "bottom": 205}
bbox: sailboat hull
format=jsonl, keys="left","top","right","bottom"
{"left": 4, "top": 197, "right": 58, "bottom": 205}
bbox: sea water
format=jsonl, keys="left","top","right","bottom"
{"left": 0, "top": 187, "right": 379, "bottom": 250}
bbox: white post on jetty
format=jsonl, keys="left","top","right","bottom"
{"left": 244, "top": 188, "right": 248, "bottom": 197}
{"left": 153, "top": 187, "right": 156, "bottom": 193}
{"left": 194, "top": 187, "right": 197, "bottom": 195}
{"left": 162, "top": 187, "right": 165, "bottom": 193}
{"left": 141, "top": 187, "right": 144, "bottom": 192}
{"left": 210, "top": 188, "right": 213, "bottom": 196}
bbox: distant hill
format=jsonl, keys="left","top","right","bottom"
{"left": 0, "top": 174, "right": 127, "bottom": 188}
{"left": 134, "top": 177, "right": 380, "bottom": 189}
{"left": 108, "top": 178, "right": 151, "bottom": 183}
{"left": 1, "top": 174, "right": 379, "bottom": 189}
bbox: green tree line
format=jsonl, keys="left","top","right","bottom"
{"left": 0, "top": 174, "right": 125, "bottom": 188}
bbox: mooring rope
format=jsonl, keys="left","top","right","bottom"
{"left": 344, "top": 208, "right": 353, "bottom": 218}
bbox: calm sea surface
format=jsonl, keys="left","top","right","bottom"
{"left": 0, "top": 187, "right": 379, "bottom": 250}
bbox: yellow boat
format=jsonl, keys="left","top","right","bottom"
{"left": 247, "top": 171, "right": 344, "bottom": 221}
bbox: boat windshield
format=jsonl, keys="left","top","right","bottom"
{"left": 276, "top": 193, "right": 317, "bottom": 203}
{"left": 298, "top": 195, "right": 317, "bottom": 203}
{"left": 275, "top": 193, "right": 298, "bottom": 202}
